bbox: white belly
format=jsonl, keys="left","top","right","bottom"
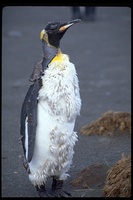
{"left": 28, "top": 100, "right": 77, "bottom": 186}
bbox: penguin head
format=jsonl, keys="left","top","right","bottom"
{"left": 40, "top": 19, "right": 81, "bottom": 48}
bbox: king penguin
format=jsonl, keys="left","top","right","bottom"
{"left": 20, "top": 19, "right": 81, "bottom": 197}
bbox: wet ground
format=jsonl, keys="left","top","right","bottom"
{"left": 2, "top": 6, "right": 131, "bottom": 197}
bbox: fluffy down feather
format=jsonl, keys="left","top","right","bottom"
{"left": 26, "top": 53, "right": 81, "bottom": 186}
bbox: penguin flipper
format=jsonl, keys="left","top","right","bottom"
{"left": 29, "top": 60, "right": 43, "bottom": 84}
{"left": 20, "top": 46, "right": 57, "bottom": 163}
{"left": 20, "top": 84, "right": 34, "bottom": 157}
{"left": 20, "top": 79, "right": 42, "bottom": 163}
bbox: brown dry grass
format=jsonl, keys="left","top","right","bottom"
{"left": 71, "top": 163, "right": 109, "bottom": 189}
{"left": 103, "top": 154, "right": 131, "bottom": 197}
{"left": 80, "top": 111, "right": 131, "bottom": 136}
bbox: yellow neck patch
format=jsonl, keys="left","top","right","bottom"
{"left": 49, "top": 50, "right": 69, "bottom": 70}
{"left": 51, "top": 50, "right": 64, "bottom": 63}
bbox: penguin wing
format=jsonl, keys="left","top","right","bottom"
{"left": 20, "top": 79, "right": 42, "bottom": 163}
{"left": 29, "top": 60, "right": 43, "bottom": 84}
{"left": 20, "top": 46, "right": 57, "bottom": 162}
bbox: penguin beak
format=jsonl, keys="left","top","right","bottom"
{"left": 59, "top": 19, "right": 81, "bottom": 32}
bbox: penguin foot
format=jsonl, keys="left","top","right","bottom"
{"left": 50, "top": 178, "right": 72, "bottom": 197}
{"left": 50, "top": 189, "right": 72, "bottom": 197}
{"left": 35, "top": 184, "right": 50, "bottom": 197}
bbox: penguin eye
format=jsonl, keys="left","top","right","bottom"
{"left": 50, "top": 24, "right": 58, "bottom": 31}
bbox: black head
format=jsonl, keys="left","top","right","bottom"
{"left": 40, "top": 19, "right": 81, "bottom": 48}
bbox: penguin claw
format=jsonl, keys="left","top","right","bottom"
{"left": 36, "top": 185, "right": 50, "bottom": 198}
{"left": 50, "top": 178, "right": 72, "bottom": 197}
{"left": 49, "top": 189, "right": 72, "bottom": 197}
{"left": 37, "top": 190, "right": 50, "bottom": 197}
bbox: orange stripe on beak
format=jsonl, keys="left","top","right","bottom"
{"left": 59, "top": 23, "right": 74, "bottom": 32}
